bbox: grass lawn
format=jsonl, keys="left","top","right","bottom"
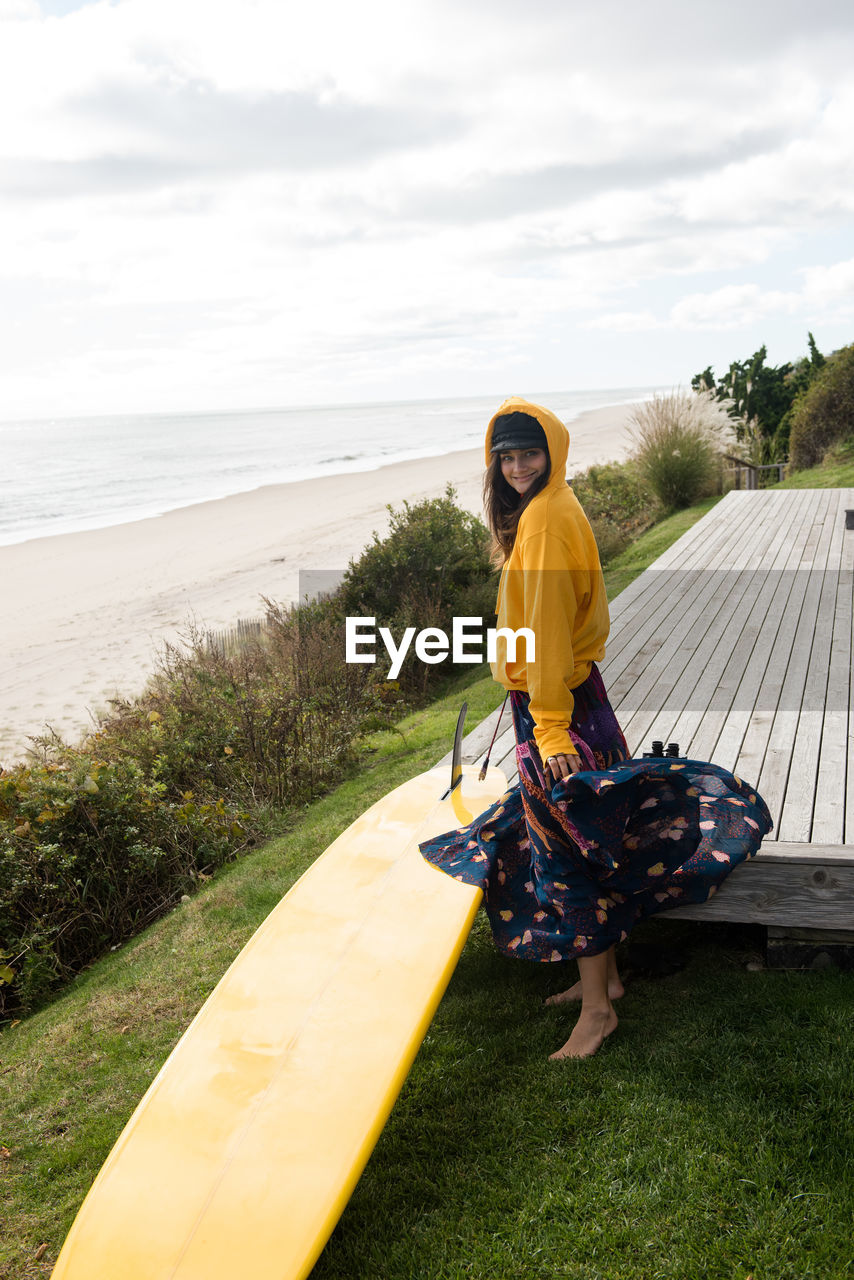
{"left": 2, "top": 471, "right": 853, "bottom": 1279}
{"left": 770, "top": 441, "right": 854, "bottom": 490}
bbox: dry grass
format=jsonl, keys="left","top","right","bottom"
{"left": 629, "top": 389, "right": 741, "bottom": 511}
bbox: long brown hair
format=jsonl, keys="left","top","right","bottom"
{"left": 482, "top": 451, "right": 551, "bottom": 562}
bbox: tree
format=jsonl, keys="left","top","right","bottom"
{"left": 692, "top": 334, "right": 826, "bottom": 462}
{"left": 788, "top": 344, "right": 854, "bottom": 470}
{"left": 773, "top": 331, "right": 827, "bottom": 457}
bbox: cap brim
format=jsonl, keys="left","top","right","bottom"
{"left": 490, "top": 438, "right": 542, "bottom": 453}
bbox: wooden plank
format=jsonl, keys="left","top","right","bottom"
{"left": 767, "top": 924, "right": 854, "bottom": 945}
{"left": 754, "top": 840, "right": 854, "bottom": 864}
{"left": 604, "top": 491, "right": 760, "bottom": 649}
{"left": 631, "top": 570, "right": 764, "bottom": 758}
{"left": 750, "top": 491, "right": 837, "bottom": 831}
{"left": 604, "top": 569, "right": 711, "bottom": 715}
{"left": 613, "top": 570, "right": 747, "bottom": 754}
{"left": 609, "top": 494, "right": 817, "bottom": 756}
{"left": 712, "top": 491, "right": 826, "bottom": 777}
{"left": 689, "top": 494, "right": 825, "bottom": 771}
{"left": 492, "top": 724, "right": 520, "bottom": 786}
{"left": 686, "top": 488, "right": 819, "bottom": 768}
{"left": 664, "top": 849, "right": 854, "bottom": 930}
{"left": 605, "top": 494, "right": 742, "bottom": 623}
{"left": 663, "top": 496, "right": 817, "bottom": 758}
{"left": 812, "top": 502, "right": 854, "bottom": 839}
{"left": 603, "top": 491, "right": 805, "bottom": 697}
{"left": 604, "top": 494, "right": 766, "bottom": 665}
{"left": 779, "top": 492, "right": 853, "bottom": 841}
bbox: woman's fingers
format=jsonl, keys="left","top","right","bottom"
{"left": 547, "top": 753, "right": 582, "bottom": 781}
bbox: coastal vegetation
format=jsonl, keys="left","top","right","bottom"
{"left": 787, "top": 342, "right": 854, "bottom": 470}
{"left": 626, "top": 388, "right": 737, "bottom": 512}
{"left": 0, "top": 488, "right": 494, "bottom": 1018}
{"left": 692, "top": 331, "right": 830, "bottom": 462}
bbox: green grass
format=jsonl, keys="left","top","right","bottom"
{"left": 771, "top": 441, "right": 854, "bottom": 489}
{"left": 602, "top": 494, "right": 722, "bottom": 598}
{"left": 2, "top": 485, "right": 853, "bottom": 1279}
{"left": 311, "top": 920, "right": 852, "bottom": 1280}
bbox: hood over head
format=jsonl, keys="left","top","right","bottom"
{"left": 485, "top": 397, "right": 569, "bottom": 489}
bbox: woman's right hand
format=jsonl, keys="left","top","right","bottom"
{"left": 545, "top": 752, "right": 582, "bottom": 783}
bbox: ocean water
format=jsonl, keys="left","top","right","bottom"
{"left": 0, "top": 387, "right": 660, "bottom": 546}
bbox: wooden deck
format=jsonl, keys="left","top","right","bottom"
{"left": 442, "top": 489, "right": 854, "bottom": 938}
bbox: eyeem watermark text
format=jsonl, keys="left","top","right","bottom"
{"left": 345, "top": 616, "right": 535, "bottom": 679}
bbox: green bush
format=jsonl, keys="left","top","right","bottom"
{"left": 788, "top": 344, "right": 854, "bottom": 470}
{"left": 96, "top": 597, "right": 380, "bottom": 812}
{"left": 630, "top": 391, "right": 734, "bottom": 512}
{"left": 0, "top": 489, "right": 496, "bottom": 1017}
{"left": 338, "top": 485, "right": 497, "bottom": 696}
{"left": 0, "top": 751, "right": 248, "bottom": 1012}
{"left": 570, "top": 459, "right": 660, "bottom": 562}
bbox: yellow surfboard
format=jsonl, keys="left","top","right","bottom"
{"left": 52, "top": 756, "right": 507, "bottom": 1280}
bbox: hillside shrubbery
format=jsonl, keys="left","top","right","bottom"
{"left": 569, "top": 459, "right": 660, "bottom": 560}
{"left": 0, "top": 487, "right": 495, "bottom": 1017}
{"left": 338, "top": 485, "right": 497, "bottom": 696}
{"left": 788, "top": 344, "right": 854, "bottom": 470}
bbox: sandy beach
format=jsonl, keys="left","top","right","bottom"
{"left": 1, "top": 402, "right": 640, "bottom": 763}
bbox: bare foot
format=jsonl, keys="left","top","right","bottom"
{"left": 549, "top": 1005, "right": 618, "bottom": 1060}
{"left": 545, "top": 977, "right": 624, "bottom": 1006}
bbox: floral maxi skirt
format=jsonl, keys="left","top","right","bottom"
{"left": 419, "top": 666, "right": 773, "bottom": 961}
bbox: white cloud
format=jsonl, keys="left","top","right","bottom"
{"left": 670, "top": 285, "right": 800, "bottom": 330}
{"left": 586, "top": 311, "right": 662, "bottom": 333}
{"left": 663, "top": 263, "right": 854, "bottom": 333}
{"left": 0, "top": 0, "right": 38, "bottom": 18}
{"left": 801, "top": 257, "right": 854, "bottom": 305}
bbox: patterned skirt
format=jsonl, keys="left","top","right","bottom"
{"left": 419, "top": 666, "right": 773, "bottom": 961}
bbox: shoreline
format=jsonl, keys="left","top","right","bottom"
{"left": 1, "top": 401, "right": 639, "bottom": 763}
{"left": 1, "top": 387, "right": 659, "bottom": 551}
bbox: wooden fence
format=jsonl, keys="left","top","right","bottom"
{"left": 724, "top": 454, "right": 787, "bottom": 490}
{"left": 205, "top": 616, "right": 268, "bottom": 656}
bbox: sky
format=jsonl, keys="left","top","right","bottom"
{"left": 1, "top": 0, "right": 853, "bottom": 417}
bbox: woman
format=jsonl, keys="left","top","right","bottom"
{"left": 420, "top": 397, "right": 772, "bottom": 1060}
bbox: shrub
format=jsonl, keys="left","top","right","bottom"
{"left": 338, "top": 485, "right": 497, "bottom": 696}
{"left": 0, "top": 488, "right": 496, "bottom": 1017}
{"left": 788, "top": 344, "right": 854, "bottom": 470}
{"left": 570, "top": 459, "right": 660, "bottom": 563}
{"left": 629, "top": 390, "right": 737, "bottom": 512}
{"left": 0, "top": 751, "right": 249, "bottom": 1012}
{"left": 96, "top": 598, "right": 380, "bottom": 812}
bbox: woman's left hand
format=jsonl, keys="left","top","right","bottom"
{"left": 546, "top": 752, "right": 583, "bottom": 782}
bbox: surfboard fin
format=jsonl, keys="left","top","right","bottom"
{"left": 440, "top": 701, "right": 467, "bottom": 799}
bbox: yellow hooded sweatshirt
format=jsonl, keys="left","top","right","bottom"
{"left": 486, "top": 397, "right": 611, "bottom": 763}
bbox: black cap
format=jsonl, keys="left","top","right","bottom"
{"left": 490, "top": 411, "right": 548, "bottom": 454}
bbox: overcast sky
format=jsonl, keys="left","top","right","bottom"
{"left": 2, "top": 0, "right": 853, "bottom": 417}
